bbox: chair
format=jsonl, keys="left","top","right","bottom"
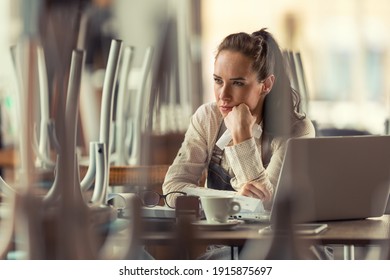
{"left": 110, "top": 46, "right": 154, "bottom": 166}
{"left": 283, "top": 50, "right": 310, "bottom": 113}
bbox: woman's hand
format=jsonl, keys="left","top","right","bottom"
{"left": 224, "top": 103, "right": 257, "bottom": 144}
{"left": 238, "top": 181, "right": 273, "bottom": 202}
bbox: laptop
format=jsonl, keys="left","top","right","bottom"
{"left": 269, "top": 135, "right": 390, "bottom": 224}
{"left": 112, "top": 135, "right": 390, "bottom": 224}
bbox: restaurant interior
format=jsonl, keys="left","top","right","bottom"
{"left": 0, "top": 0, "right": 390, "bottom": 260}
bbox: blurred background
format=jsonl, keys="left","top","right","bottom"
{"left": 0, "top": 0, "right": 390, "bottom": 161}
{"left": 0, "top": 0, "right": 389, "bottom": 261}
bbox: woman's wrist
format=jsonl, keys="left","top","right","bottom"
{"left": 232, "top": 130, "right": 252, "bottom": 144}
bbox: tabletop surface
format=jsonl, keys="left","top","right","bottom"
{"left": 141, "top": 215, "right": 390, "bottom": 246}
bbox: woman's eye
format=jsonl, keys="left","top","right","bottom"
{"left": 233, "top": 81, "right": 245, "bottom": 87}
{"left": 214, "top": 78, "right": 223, "bottom": 84}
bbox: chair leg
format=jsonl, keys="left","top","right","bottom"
{"left": 343, "top": 245, "right": 355, "bottom": 260}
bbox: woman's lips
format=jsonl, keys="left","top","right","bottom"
{"left": 220, "top": 106, "right": 233, "bottom": 113}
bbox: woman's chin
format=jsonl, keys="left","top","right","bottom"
{"left": 219, "top": 109, "right": 231, "bottom": 117}
{"left": 220, "top": 112, "right": 228, "bottom": 118}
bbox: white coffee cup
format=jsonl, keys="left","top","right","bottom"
{"left": 200, "top": 196, "right": 241, "bottom": 223}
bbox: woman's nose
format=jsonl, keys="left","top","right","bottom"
{"left": 219, "top": 85, "right": 231, "bottom": 100}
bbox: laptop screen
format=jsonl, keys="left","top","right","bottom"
{"left": 270, "top": 136, "right": 390, "bottom": 223}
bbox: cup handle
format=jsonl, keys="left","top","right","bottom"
{"left": 229, "top": 201, "right": 241, "bottom": 215}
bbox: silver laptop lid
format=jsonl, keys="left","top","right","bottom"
{"left": 270, "top": 136, "right": 390, "bottom": 223}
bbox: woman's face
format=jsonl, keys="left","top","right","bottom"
{"left": 213, "top": 50, "right": 264, "bottom": 118}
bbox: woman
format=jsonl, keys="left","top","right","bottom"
{"left": 163, "top": 28, "right": 315, "bottom": 208}
{"left": 163, "top": 28, "right": 317, "bottom": 259}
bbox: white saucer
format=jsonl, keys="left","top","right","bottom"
{"left": 191, "top": 219, "right": 243, "bottom": 230}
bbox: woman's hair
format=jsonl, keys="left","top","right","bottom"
{"left": 215, "top": 28, "right": 304, "bottom": 137}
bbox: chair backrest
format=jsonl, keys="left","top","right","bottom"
{"left": 126, "top": 47, "right": 154, "bottom": 165}
{"left": 113, "top": 46, "right": 134, "bottom": 165}
{"left": 283, "top": 50, "right": 310, "bottom": 113}
{"left": 109, "top": 46, "right": 154, "bottom": 166}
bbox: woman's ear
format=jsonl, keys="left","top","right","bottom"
{"left": 262, "top": 74, "right": 275, "bottom": 95}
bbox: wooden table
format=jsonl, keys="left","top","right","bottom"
{"left": 141, "top": 215, "right": 390, "bottom": 260}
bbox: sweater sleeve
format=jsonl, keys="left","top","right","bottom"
{"left": 225, "top": 117, "right": 316, "bottom": 197}
{"left": 162, "top": 103, "right": 221, "bottom": 201}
